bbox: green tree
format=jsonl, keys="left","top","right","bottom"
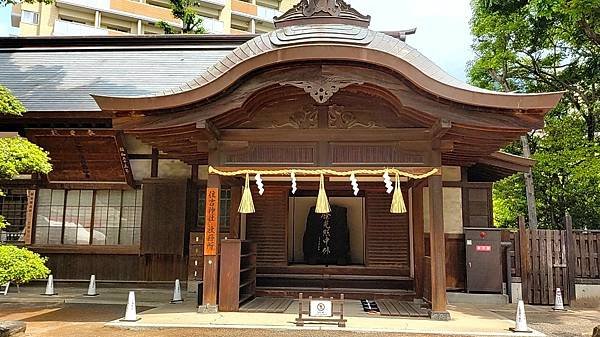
{"left": 0, "top": 85, "right": 52, "bottom": 287}
{"left": 493, "top": 116, "right": 600, "bottom": 229}
{"left": 470, "top": 0, "right": 600, "bottom": 229}
{"left": 0, "top": 245, "right": 50, "bottom": 287}
{"left": 470, "top": 0, "right": 600, "bottom": 141}
{"left": 0, "top": 0, "right": 52, "bottom": 6}
{"left": 1, "top": 85, "right": 52, "bottom": 228}
{"left": 156, "top": 0, "right": 207, "bottom": 34}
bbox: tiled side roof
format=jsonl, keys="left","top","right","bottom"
{"left": 0, "top": 49, "right": 230, "bottom": 112}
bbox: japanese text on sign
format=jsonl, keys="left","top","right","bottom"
{"left": 204, "top": 187, "right": 219, "bottom": 256}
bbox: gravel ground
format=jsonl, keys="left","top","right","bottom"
{"left": 492, "top": 306, "right": 599, "bottom": 337}
{"left": 1, "top": 303, "right": 598, "bottom": 337}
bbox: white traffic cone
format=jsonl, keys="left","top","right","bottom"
{"left": 553, "top": 288, "right": 565, "bottom": 311}
{"left": 121, "top": 291, "right": 140, "bottom": 322}
{"left": 170, "top": 279, "right": 183, "bottom": 304}
{"left": 84, "top": 275, "right": 99, "bottom": 297}
{"left": 511, "top": 300, "right": 530, "bottom": 333}
{"left": 42, "top": 275, "right": 57, "bottom": 296}
{"left": 2, "top": 282, "right": 10, "bottom": 296}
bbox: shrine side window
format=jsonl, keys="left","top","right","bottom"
{"left": 197, "top": 187, "right": 231, "bottom": 233}
{"left": 0, "top": 189, "right": 28, "bottom": 244}
{"left": 34, "top": 189, "right": 142, "bottom": 246}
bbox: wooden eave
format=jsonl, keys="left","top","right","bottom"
{"left": 88, "top": 25, "right": 563, "bottom": 168}
{"left": 480, "top": 151, "right": 535, "bottom": 173}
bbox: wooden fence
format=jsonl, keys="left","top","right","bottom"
{"left": 573, "top": 230, "right": 600, "bottom": 280}
{"left": 504, "top": 215, "right": 600, "bottom": 305}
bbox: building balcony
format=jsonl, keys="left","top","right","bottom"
{"left": 256, "top": 5, "right": 280, "bottom": 22}
{"left": 231, "top": 0, "right": 281, "bottom": 23}
{"left": 200, "top": 0, "right": 225, "bottom": 8}
{"left": 56, "top": 0, "right": 179, "bottom": 25}
{"left": 230, "top": 27, "right": 251, "bottom": 34}
{"left": 231, "top": 0, "right": 257, "bottom": 17}
{"left": 201, "top": 16, "right": 225, "bottom": 34}
{"left": 53, "top": 19, "right": 110, "bottom": 35}
{"left": 109, "top": 0, "right": 178, "bottom": 24}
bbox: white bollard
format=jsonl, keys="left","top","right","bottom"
{"left": 511, "top": 300, "right": 530, "bottom": 333}
{"left": 553, "top": 288, "right": 565, "bottom": 311}
{"left": 121, "top": 291, "right": 140, "bottom": 322}
{"left": 84, "top": 275, "right": 99, "bottom": 297}
{"left": 170, "top": 279, "right": 183, "bottom": 304}
{"left": 2, "top": 282, "right": 10, "bottom": 296}
{"left": 42, "top": 275, "right": 57, "bottom": 296}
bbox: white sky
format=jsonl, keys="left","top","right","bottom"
{"left": 348, "top": 0, "right": 474, "bottom": 81}
{"left": 0, "top": 0, "right": 474, "bottom": 80}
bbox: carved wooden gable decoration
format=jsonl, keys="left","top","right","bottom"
{"left": 274, "top": 0, "right": 371, "bottom": 28}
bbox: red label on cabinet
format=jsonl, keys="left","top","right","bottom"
{"left": 476, "top": 245, "right": 492, "bottom": 252}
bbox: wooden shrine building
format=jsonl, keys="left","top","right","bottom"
{"left": 0, "top": 0, "right": 563, "bottom": 320}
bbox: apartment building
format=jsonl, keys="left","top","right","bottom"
{"left": 10, "top": 0, "right": 296, "bottom": 36}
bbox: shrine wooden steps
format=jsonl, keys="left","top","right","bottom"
{"left": 240, "top": 297, "right": 294, "bottom": 313}
{"left": 257, "top": 273, "right": 414, "bottom": 291}
{"left": 255, "top": 286, "right": 416, "bottom": 301}
{"left": 376, "top": 299, "right": 429, "bottom": 317}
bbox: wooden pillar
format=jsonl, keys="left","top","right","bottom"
{"left": 518, "top": 215, "right": 530, "bottom": 304}
{"left": 229, "top": 185, "right": 242, "bottom": 239}
{"left": 150, "top": 147, "right": 159, "bottom": 178}
{"left": 202, "top": 141, "right": 220, "bottom": 309}
{"left": 428, "top": 170, "right": 450, "bottom": 320}
{"left": 565, "top": 213, "right": 576, "bottom": 304}
{"left": 412, "top": 182, "right": 425, "bottom": 299}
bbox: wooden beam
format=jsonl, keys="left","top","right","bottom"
{"left": 565, "top": 213, "right": 576, "bottom": 304}
{"left": 151, "top": 148, "right": 159, "bottom": 178}
{"left": 412, "top": 183, "right": 425, "bottom": 299}
{"left": 218, "top": 128, "right": 430, "bottom": 142}
{"left": 428, "top": 146, "right": 450, "bottom": 320}
{"left": 428, "top": 172, "right": 450, "bottom": 320}
{"left": 202, "top": 142, "right": 220, "bottom": 309}
{"left": 430, "top": 119, "right": 452, "bottom": 141}
{"left": 197, "top": 120, "right": 221, "bottom": 140}
{"left": 210, "top": 166, "right": 441, "bottom": 176}
{"left": 229, "top": 185, "right": 242, "bottom": 239}
{"left": 518, "top": 216, "right": 530, "bottom": 304}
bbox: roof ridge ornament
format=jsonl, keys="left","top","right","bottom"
{"left": 304, "top": 0, "right": 340, "bottom": 17}
{"left": 274, "top": 0, "right": 371, "bottom": 29}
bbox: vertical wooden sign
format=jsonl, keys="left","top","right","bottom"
{"left": 204, "top": 187, "right": 219, "bottom": 256}
{"left": 24, "top": 190, "right": 36, "bottom": 244}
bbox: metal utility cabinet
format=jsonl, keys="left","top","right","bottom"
{"left": 465, "top": 228, "right": 502, "bottom": 293}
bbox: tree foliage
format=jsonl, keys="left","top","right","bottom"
{"left": 470, "top": 0, "right": 600, "bottom": 140}
{"left": 0, "top": 85, "right": 26, "bottom": 116}
{"left": 0, "top": 85, "right": 52, "bottom": 227}
{"left": 0, "top": 86, "right": 52, "bottom": 284}
{"left": 0, "top": 245, "right": 50, "bottom": 285}
{"left": 157, "top": 0, "right": 207, "bottom": 34}
{"left": 470, "top": 0, "right": 600, "bottom": 229}
{"left": 493, "top": 116, "right": 600, "bottom": 229}
{"left": 0, "top": 137, "right": 52, "bottom": 180}
{"left": 0, "top": 0, "right": 52, "bottom": 7}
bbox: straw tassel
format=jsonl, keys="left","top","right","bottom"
{"left": 390, "top": 173, "right": 407, "bottom": 214}
{"left": 238, "top": 173, "right": 255, "bottom": 214}
{"left": 315, "top": 174, "right": 331, "bottom": 214}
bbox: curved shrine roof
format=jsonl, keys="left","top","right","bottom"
{"left": 93, "top": 23, "right": 563, "bottom": 112}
